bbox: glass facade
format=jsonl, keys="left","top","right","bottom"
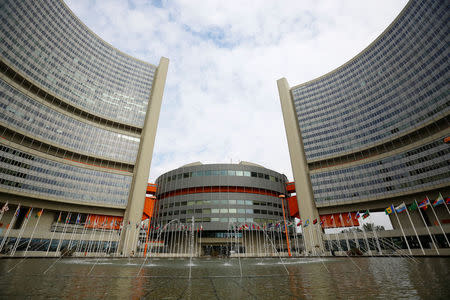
{"left": 311, "top": 137, "right": 450, "bottom": 205}
{"left": 292, "top": 0, "right": 448, "bottom": 161}
{"left": 0, "top": 0, "right": 155, "bottom": 127}
{"left": 288, "top": 0, "right": 449, "bottom": 207}
{"left": 0, "top": 79, "right": 139, "bottom": 163}
{"left": 0, "top": 143, "right": 132, "bottom": 206}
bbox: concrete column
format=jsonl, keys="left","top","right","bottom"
{"left": 277, "top": 78, "right": 323, "bottom": 254}
{"left": 119, "top": 57, "right": 169, "bottom": 255}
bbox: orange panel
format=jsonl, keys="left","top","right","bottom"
{"left": 146, "top": 183, "right": 157, "bottom": 194}
{"left": 286, "top": 182, "right": 296, "bottom": 193}
{"left": 142, "top": 196, "right": 157, "bottom": 221}
{"left": 85, "top": 215, "right": 123, "bottom": 230}
{"left": 287, "top": 196, "right": 299, "bottom": 218}
{"left": 320, "top": 213, "right": 360, "bottom": 228}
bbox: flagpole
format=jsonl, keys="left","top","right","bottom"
{"left": 95, "top": 219, "right": 107, "bottom": 256}
{"left": 0, "top": 204, "right": 21, "bottom": 253}
{"left": 359, "top": 213, "right": 372, "bottom": 256}
{"left": 86, "top": 216, "right": 99, "bottom": 256}
{"left": 349, "top": 213, "right": 361, "bottom": 250}
{"left": 367, "top": 210, "right": 382, "bottom": 255}
{"left": 56, "top": 212, "right": 71, "bottom": 257}
{"left": 331, "top": 215, "right": 343, "bottom": 256}
{"left": 0, "top": 201, "right": 9, "bottom": 222}
{"left": 428, "top": 197, "right": 450, "bottom": 247}
{"left": 24, "top": 208, "right": 44, "bottom": 257}
{"left": 115, "top": 221, "right": 124, "bottom": 257}
{"left": 443, "top": 200, "right": 450, "bottom": 215}
{"left": 11, "top": 207, "right": 33, "bottom": 256}
{"left": 324, "top": 219, "right": 332, "bottom": 255}
{"left": 339, "top": 213, "right": 351, "bottom": 252}
{"left": 67, "top": 213, "right": 80, "bottom": 251}
{"left": 393, "top": 205, "right": 412, "bottom": 255}
{"left": 46, "top": 211, "right": 61, "bottom": 256}
{"left": 75, "top": 215, "right": 89, "bottom": 256}
{"left": 414, "top": 199, "right": 439, "bottom": 255}
{"left": 403, "top": 202, "right": 425, "bottom": 255}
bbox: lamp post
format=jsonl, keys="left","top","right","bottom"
{"left": 279, "top": 194, "right": 292, "bottom": 257}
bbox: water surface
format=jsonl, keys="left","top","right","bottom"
{"left": 0, "top": 257, "right": 448, "bottom": 299}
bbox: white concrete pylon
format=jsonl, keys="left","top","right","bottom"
{"left": 277, "top": 78, "right": 323, "bottom": 253}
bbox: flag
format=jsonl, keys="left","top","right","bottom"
{"left": 418, "top": 198, "right": 430, "bottom": 210}
{"left": 355, "top": 212, "right": 361, "bottom": 219}
{"left": 432, "top": 193, "right": 444, "bottom": 207}
{"left": 313, "top": 218, "right": 317, "bottom": 225}
{"left": 15, "top": 207, "right": 21, "bottom": 217}
{"left": 320, "top": 219, "right": 324, "bottom": 226}
{"left": 385, "top": 205, "right": 394, "bottom": 215}
{"left": 76, "top": 214, "right": 81, "bottom": 224}
{"left": 25, "top": 208, "right": 32, "bottom": 219}
{"left": 408, "top": 202, "right": 418, "bottom": 211}
{"left": 35, "top": 208, "right": 43, "bottom": 218}
{"left": 347, "top": 212, "right": 351, "bottom": 221}
{"left": 395, "top": 203, "right": 407, "bottom": 213}
{"left": 1, "top": 202, "right": 8, "bottom": 213}
{"left": 446, "top": 197, "right": 450, "bottom": 204}
{"left": 304, "top": 219, "right": 310, "bottom": 227}
{"left": 362, "top": 210, "right": 370, "bottom": 219}
{"left": 296, "top": 220, "right": 302, "bottom": 226}
{"left": 57, "top": 213, "right": 62, "bottom": 222}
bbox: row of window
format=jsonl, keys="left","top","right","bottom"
{"left": 159, "top": 199, "right": 282, "bottom": 208}
{"left": 0, "top": 143, "right": 131, "bottom": 205}
{"left": 157, "top": 217, "right": 283, "bottom": 225}
{"left": 159, "top": 170, "right": 285, "bottom": 184}
{"left": 315, "top": 171, "right": 449, "bottom": 204}
{"left": 1, "top": 79, "right": 139, "bottom": 163}
{"left": 158, "top": 208, "right": 283, "bottom": 217}
{"left": 311, "top": 138, "right": 447, "bottom": 180}
{"left": 0, "top": 0, "right": 156, "bottom": 127}
{"left": 311, "top": 138, "right": 449, "bottom": 203}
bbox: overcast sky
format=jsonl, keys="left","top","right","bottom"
{"left": 66, "top": 0, "right": 408, "bottom": 183}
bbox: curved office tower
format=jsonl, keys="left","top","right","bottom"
{"left": 153, "top": 162, "right": 291, "bottom": 256}
{"left": 278, "top": 0, "right": 449, "bottom": 252}
{"left": 0, "top": 0, "right": 168, "bottom": 256}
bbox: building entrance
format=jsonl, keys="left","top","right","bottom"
{"left": 202, "top": 245, "right": 231, "bottom": 257}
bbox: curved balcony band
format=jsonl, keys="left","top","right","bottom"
{"left": 0, "top": 143, "right": 132, "bottom": 207}
{"left": 0, "top": 79, "right": 139, "bottom": 163}
{"left": 311, "top": 136, "right": 450, "bottom": 206}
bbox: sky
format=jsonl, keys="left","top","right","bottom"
{"left": 66, "top": 0, "right": 408, "bottom": 184}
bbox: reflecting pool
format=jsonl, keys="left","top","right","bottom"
{"left": 0, "top": 257, "right": 449, "bottom": 299}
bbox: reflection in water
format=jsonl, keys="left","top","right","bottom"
{"left": 0, "top": 257, "right": 448, "bottom": 299}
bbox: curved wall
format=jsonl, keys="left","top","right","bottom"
{"left": 155, "top": 163, "right": 288, "bottom": 230}
{"left": 0, "top": 0, "right": 155, "bottom": 127}
{"left": 291, "top": 0, "right": 448, "bottom": 162}
{"left": 0, "top": 0, "right": 167, "bottom": 210}
{"left": 284, "top": 0, "right": 449, "bottom": 207}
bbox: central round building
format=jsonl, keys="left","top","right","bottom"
{"left": 152, "top": 162, "right": 291, "bottom": 256}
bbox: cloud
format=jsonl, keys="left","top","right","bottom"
{"left": 66, "top": 0, "right": 408, "bottom": 181}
